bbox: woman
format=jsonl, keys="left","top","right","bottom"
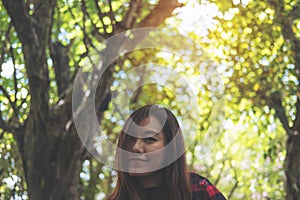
{"left": 107, "top": 104, "right": 226, "bottom": 200}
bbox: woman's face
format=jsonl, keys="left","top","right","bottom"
{"left": 127, "top": 116, "right": 167, "bottom": 176}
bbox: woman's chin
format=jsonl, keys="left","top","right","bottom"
{"left": 129, "top": 172, "right": 144, "bottom": 177}
{"left": 129, "top": 171, "right": 154, "bottom": 177}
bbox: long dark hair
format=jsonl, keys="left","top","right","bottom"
{"left": 107, "top": 104, "right": 191, "bottom": 200}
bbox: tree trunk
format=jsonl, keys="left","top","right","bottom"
{"left": 266, "top": 0, "right": 300, "bottom": 197}
{"left": 268, "top": 95, "right": 300, "bottom": 199}
{"left": 20, "top": 112, "right": 85, "bottom": 200}
{"left": 284, "top": 133, "right": 300, "bottom": 200}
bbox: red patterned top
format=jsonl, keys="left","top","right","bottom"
{"left": 190, "top": 172, "right": 226, "bottom": 200}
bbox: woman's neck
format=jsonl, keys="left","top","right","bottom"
{"left": 136, "top": 171, "right": 163, "bottom": 188}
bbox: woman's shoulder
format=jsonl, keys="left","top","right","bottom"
{"left": 189, "top": 171, "right": 215, "bottom": 190}
{"left": 189, "top": 172, "right": 226, "bottom": 200}
{"left": 190, "top": 171, "right": 207, "bottom": 183}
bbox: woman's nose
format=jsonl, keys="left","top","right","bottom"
{"left": 132, "top": 139, "right": 144, "bottom": 153}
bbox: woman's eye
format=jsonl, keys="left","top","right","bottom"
{"left": 144, "top": 137, "right": 157, "bottom": 143}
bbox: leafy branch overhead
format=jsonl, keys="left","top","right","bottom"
{"left": 0, "top": 0, "right": 183, "bottom": 137}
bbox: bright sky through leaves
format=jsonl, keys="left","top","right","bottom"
{"left": 174, "top": 0, "right": 219, "bottom": 36}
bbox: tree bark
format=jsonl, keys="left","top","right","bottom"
{"left": 266, "top": 1, "right": 300, "bottom": 199}
{"left": 20, "top": 121, "right": 85, "bottom": 200}
{"left": 284, "top": 133, "right": 300, "bottom": 200}
{"left": 268, "top": 90, "right": 300, "bottom": 200}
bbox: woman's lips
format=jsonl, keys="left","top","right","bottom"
{"left": 128, "top": 155, "right": 148, "bottom": 161}
{"left": 128, "top": 158, "right": 147, "bottom": 162}
{"left": 128, "top": 157, "right": 148, "bottom": 166}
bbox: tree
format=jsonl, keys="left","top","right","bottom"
{"left": 0, "top": 0, "right": 183, "bottom": 199}
{"left": 207, "top": 0, "right": 300, "bottom": 198}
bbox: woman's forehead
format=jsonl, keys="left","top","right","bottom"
{"left": 139, "top": 117, "right": 161, "bottom": 127}
{"left": 132, "top": 117, "right": 164, "bottom": 136}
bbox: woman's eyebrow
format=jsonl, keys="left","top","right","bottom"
{"left": 143, "top": 130, "right": 159, "bottom": 136}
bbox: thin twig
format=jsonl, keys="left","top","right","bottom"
{"left": 0, "top": 23, "right": 13, "bottom": 68}
{"left": 17, "top": 93, "right": 29, "bottom": 112}
{"left": 0, "top": 129, "right": 4, "bottom": 139}
{"left": 121, "top": 0, "right": 142, "bottom": 29}
{"left": 108, "top": 0, "right": 116, "bottom": 30}
{"left": 0, "top": 111, "right": 13, "bottom": 133}
{"left": 9, "top": 46, "right": 18, "bottom": 103}
{"left": 227, "top": 160, "right": 239, "bottom": 199}
{"left": 81, "top": 2, "right": 94, "bottom": 58}
{"left": 93, "top": 0, "right": 108, "bottom": 34}
{"left": 0, "top": 85, "right": 18, "bottom": 115}
{"left": 82, "top": 0, "right": 108, "bottom": 40}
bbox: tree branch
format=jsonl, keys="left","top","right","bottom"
{"left": 32, "top": 0, "right": 56, "bottom": 44}
{"left": 2, "top": 0, "right": 55, "bottom": 115}
{"left": 137, "top": 0, "right": 183, "bottom": 27}
{"left": 9, "top": 46, "right": 18, "bottom": 107}
{"left": 17, "top": 94, "right": 29, "bottom": 114}
{"left": 267, "top": 91, "right": 292, "bottom": 134}
{"left": 81, "top": 6, "right": 96, "bottom": 53}
{"left": 0, "top": 22, "right": 12, "bottom": 68}
{"left": 0, "top": 104, "right": 23, "bottom": 145}
{"left": 2, "top": 0, "right": 38, "bottom": 46}
{"left": 92, "top": 0, "right": 108, "bottom": 34}
{"left": 227, "top": 160, "right": 239, "bottom": 199}
{"left": 292, "top": 95, "right": 300, "bottom": 131}
{"left": 0, "top": 115, "right": 13, "bottom": 133}
{"left": 49, "top": 41, "right": 72, "bottom": 96}
{"left": 268, "top": 0, "right": 300, "bottom": 133}
{"left": 0, "top": 85, "right": 18, "bottom": 116}
{"left": 108, "top": 0, "right": 116, "bottom": 30}
{"left": 288, "top": 2, "right": 300, "bottom": 21}
{"left": 269, "top": 0, "right": 300, "bottom": 78}
{"left": 81, "top": 0, "right": 108, "bottom": 41}
{"left": 0, "top": 107, "right": 24, "bottom": 155}
{"left": 130, "top": 65, "right": 146, "bottom": 104}
{"left": 120, "top": 0, "right": 143, "bottom": 30}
